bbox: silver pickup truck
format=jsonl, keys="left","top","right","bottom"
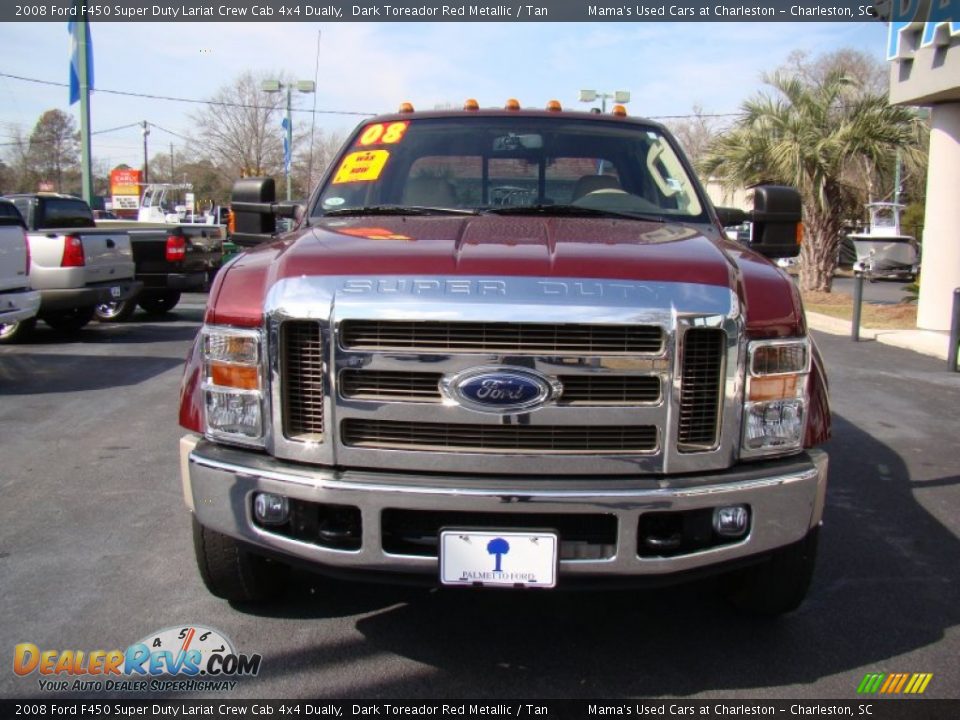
{"left": 0, "top": 200, "right": 41, "bottom": 341}
{"left": 2, "top": 193, "right": 140, "bottom": 339}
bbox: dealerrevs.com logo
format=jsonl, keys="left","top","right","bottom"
{"left": 13, "top": 625, "right": 261, "bottom": 693}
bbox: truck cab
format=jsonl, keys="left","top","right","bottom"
{"left": 180, "top": 101, "right": 829, "bottom": 615}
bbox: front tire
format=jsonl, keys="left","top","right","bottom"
{"left": 0, "top": 317, "right": 36, "bottom": 343}
{"left": 42, "top": 306, "right": 95, "bottom": 332}
{"left": 138, "top": 291, "right": 181, "bottom": 315}
{"left": 95, "top": 298, "right": 137, "bottom": 322}
{"left": 192, "top": 517, "right": 288, "bottom": 603}
{"left": 721, "top": 527, "right": 819, "bottom": 616}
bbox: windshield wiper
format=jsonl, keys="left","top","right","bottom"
{"left": 323, "top": 205, "right": 478, "bottom": 217}
{"left": 483, "top": 204, "right": 667, "bottom": 223}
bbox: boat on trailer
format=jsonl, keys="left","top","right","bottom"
{"left": 848, "top": 202, "right": 919, "bottom": 281}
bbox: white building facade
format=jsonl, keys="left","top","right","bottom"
{"left": 887, "top": 3, "right": 960, "bottom": 330}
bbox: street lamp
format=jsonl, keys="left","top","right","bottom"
{"left": 578, "top": 89, "right": 631, "bottom": 114}
{"left": 261, "top": 78, "right": 316, "bottom": 201}
{"left": 141, "top": 120, "right": 150, "bottom": 183}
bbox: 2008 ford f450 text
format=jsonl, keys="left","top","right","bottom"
{"left": 178, "top": 103, "right": 830, "bottom": 615}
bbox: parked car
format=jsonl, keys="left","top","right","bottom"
{"left": 2, "top": 193, "right": 140, "bottom": 338}
{"left": 0, "top": 200, "right": 41, "bottom": 342}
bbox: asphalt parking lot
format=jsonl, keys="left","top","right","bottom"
{"left": 1, "top": 293, "right": 958, "bottom": 700}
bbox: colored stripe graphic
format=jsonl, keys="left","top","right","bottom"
{"left": 858, "top": 672, "right": 932, "bottom": 694}
{"left": 857, "top": 673, "right": 885, "bottom": 694}
{"left": 907, "top": 674, "right": 933, "bottom": 694}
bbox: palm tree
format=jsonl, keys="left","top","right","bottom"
{"left": 701, "top": 71, "right": 925, "bottom": 292}
{"left": 487, "top": 538, "right": 510, "bottom": 572}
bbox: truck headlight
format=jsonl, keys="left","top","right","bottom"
{"left": 741, "top": 338, "right": 810, "bottom": 458}
{"left": 201, "top": 326, "right": 265, "bottom": 447}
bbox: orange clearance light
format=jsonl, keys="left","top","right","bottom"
{"left": 546, "top": 100, "right": 562, "bottom": 112}
{"left": 796, "top": 222, "right": 804, "bottom": 246}
{"left": 505, "top": 98, "right": 521, "bottom": 111}
{"left": 210, "top": 362, "right": 259, "bottom": 391}
{"left": 748, "top": 375, "right": 800, "bottom": 402}
{"left": 612, "top": 104, "right": 628, "bottom": 117}
{"left": 463, "top": 98, "right": 479, "bottom": 111}
{"left": 398, "top": 102, "right": 415, "bottom": 113}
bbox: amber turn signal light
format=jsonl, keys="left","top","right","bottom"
{"left": 210, "top": 362, "right": 259, "bottom": 390}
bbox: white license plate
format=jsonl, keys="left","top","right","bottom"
{"left": 440, "top": 530, "right": 558, "bottom": 588}
{"left": 110, "top": 286, "right": 122, "bottom": 298}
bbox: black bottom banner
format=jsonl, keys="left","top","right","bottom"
{"left": 2, "top": 700, "right": 958, "bottom": 719}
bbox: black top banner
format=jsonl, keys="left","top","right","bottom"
{"left": 5, "top": 0, "right": 885, "bottom": 22}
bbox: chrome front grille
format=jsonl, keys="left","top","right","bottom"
{"left": 341, "top": 419, "right": 658, "bottom": 454}
{"left": 340, "top": 369, "right": 441, "bottom": 403}
{"left": 282, "top": 320, "right": 325, "bottom": 439}
{"left": 560, "top": 375, "right": 661, "bottom": 405}
{"left": 677, "top": 328, "right": 726, "bottom": 451}
{"left": 268, "top": 276, "right": 739, "bottom": 476}
{"left": 340, "top": 320, "right": 663, "bottom": 355}
{"left": 340, "top": 369, "right": 661, "bottom": 406}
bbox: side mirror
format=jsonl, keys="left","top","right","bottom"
{"left": 716, "top": 206, "right": 747, "bottom": 227}
{"left": 228, "top": 179, "right": 305, "bottom": 247}
{"left": 748, "top": 185, "right": 802, "bottom": 259}
{"left": 230, "top": 178, "right": 277, "bottom": 247}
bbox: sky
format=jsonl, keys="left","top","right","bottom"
{"left": 0, "top": 20, "right": 891, "bottom": 170}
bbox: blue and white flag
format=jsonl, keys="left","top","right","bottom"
{"left": 68, "top": 18, "right": 94, "bottom": 105}
{"left": 281, "top": 117, "right": 291, "bottom": 173}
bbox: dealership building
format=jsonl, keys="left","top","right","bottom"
{"left": 887, "top": 4, "right": 960, "bottom": 331}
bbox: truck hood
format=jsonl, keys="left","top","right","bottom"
{"left": 209, "top": 215, "right": 805, "bottom": 338}
{"left": 273, "top": 215, "right": 734, "bottom": 286}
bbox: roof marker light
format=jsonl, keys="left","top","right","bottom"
{"left": 546, "top": 100, "right": 562, "bottom": 112}
{"left": 398, "top": 102, "right": 415, "bottom": 113}
{"left": 464, "top": 98, "right": 479, "bottom": 111}
{"left": 504, "top": 98, "right": 521, "bottom": 111}
{"left": 612, "top": 104, "right": 628, "bottom": 117}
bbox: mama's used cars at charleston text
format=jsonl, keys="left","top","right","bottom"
{"left": 178, "top": 100, "right": 830, "bottom": 615}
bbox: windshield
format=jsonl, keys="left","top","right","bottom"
{"left": 313, "top": 117, "right": 706, "bottom": 221}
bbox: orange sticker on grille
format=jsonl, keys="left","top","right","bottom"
{"left": 332, "top": 150, "right": 390, "bottom": 184}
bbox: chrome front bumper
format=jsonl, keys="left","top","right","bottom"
{"left": 182, "top": 435, "right": 828, "bottom": 581}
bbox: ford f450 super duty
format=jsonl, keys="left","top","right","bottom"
{"left": 178, "top": 103, "right": 830, "bottom": 615}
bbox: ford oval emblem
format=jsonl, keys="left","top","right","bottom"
{"left": 441, "top": 367, "right": 561, "bottom": 414}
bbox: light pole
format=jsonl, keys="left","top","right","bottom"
{"left": 578, "top": 90, "right": 630, "bottom": 174}
{"left": 141, "top": 120, "right": 150, "bottom": 184}
{"left": 261, "top": 79, "right": 316, "bottom": 201}
{"left": 578, "top": 89, "right": 631, "bottom": 114}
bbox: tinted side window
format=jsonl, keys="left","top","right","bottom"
{"left": 0, "top": 200, "right": 25, "bottom": 226}
{"left": 36, "top": 198, "right": 95, "bottom": 229}
{"left": 10, "top": 198, "right": 31, "bottom": 226}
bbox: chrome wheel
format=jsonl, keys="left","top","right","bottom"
{"left": 0, "top": 317, "right": 36, "bottom": 343}
{"left": 95, "top": 298, "right": 135, "bottom": 322}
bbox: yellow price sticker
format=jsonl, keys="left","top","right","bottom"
{"left": 332, "top": 150, "right": 390, "bottom": 184}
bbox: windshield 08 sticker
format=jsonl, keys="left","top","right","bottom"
{"left": 357, "top": 121, "right": 409, "bottom": 146}
{"left": 333, "top": 149, "right": 390, "bottom": 184}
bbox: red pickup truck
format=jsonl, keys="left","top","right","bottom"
{"left": 178, "top": 103, "right": 830, "bottom": 615}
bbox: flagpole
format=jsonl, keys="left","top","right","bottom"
{"left": 77, "top": 16, "right": 93, "bottom": 205}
